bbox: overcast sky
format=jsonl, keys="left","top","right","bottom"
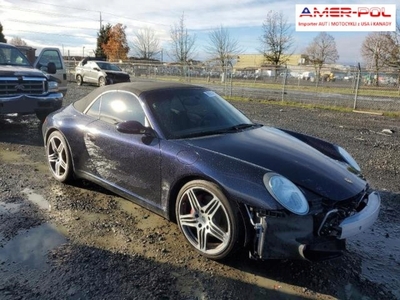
{"left": 0, "top": 0, "right": 398, "bottom": 65}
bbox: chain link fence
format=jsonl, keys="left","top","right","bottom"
{"left": 65, "top": 60, "right": 400, "bottom": 113}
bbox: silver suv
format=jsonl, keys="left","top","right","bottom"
{"left": 75, "top": 59, "right": 130, "bottom": 86}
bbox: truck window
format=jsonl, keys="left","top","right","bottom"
{"left": 38, "top": 50, "right": 63, "bottom": 69}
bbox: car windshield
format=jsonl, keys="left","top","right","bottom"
{"left": 97, "top": 62, "right": 122, "bottom": 71}
{"left": 0, "top": 45, "right": 31, "bottom": 66}
{"left": 145, "top": 88, "right": 258, "bottom": 139}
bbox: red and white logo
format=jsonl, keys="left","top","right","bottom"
{"left": 296, "top": 4, "right": 396, "bottom": 31}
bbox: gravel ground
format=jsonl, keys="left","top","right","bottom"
{"left": 0, "top": 82, "right": 399, "bottom": 300}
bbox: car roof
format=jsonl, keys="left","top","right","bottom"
{"left": 73, "top": 81, "right": 204, "bottom": 112}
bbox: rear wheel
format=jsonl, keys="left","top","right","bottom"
{"left": 76, "top": 75, "right": 83, "bottom": 86}
{"left": 98, "top": 76, "right": 106, "bottom": 87}
{"left": 176, "top": 180, "right": 242, "bottom": 260}
{"left": 46, "top": 131, "right": 73, "bottom": 183}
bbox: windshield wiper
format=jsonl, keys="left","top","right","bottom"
{"left": 212, "top": 123, "right": 261, "bottom": 134}
{"left": 179, "top": 123, "right": 261, "bottom": 139}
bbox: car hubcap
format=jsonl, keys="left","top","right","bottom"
{"left": 178, "top": 187, "right": 231, "bottom": 255}
{"left": 48, "top": 136, "right": 68, "bottom": 178}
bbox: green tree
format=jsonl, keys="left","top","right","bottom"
{"left": 95, "top": 23, "right": 111, "bottom": 58}
{"left": 0, "top": 23, "right": 7, "bottom": 43}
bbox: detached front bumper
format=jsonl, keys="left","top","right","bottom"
{"left": 0, "top": 93, "right": 63, "bottom": 115}
{"left": 339, "top": 191, "right": 380, "bottom": 239}
{"left": 248, "top": 191, "right": 381, "bottom": 261}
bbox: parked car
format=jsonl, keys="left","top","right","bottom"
{"left": 0, "top": 42, "right": 64, "bottom": 121}
{"left": 42, "top": 82, "right": 380, "bottom": 261}
{"left": 301, "top": 71, "right": 315, "bottom": 80}
{"left": 75, "top": 59, "right": 130, "bottom": 86}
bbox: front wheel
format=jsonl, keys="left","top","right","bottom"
{"left": 176, "top": 180, "right": 242, "bottom": 260}
{"left": 46, "top": 131, "right": 73, "bottom": 183}
{"left": 98, "top": 76, "right": 106, "bottom": 87}
{"left": 76, "top": 75, "right": 83, "bottom": 86}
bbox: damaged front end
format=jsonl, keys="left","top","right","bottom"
{"left": 246, "top": 189, "right": 381, "bottom": 261}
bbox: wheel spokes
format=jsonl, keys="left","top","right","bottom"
{"left": 179, "top": 213, "right": 198, "bottom": 227}
{"left": 48, "top": 153, "right": 57, "bottom": 163}
{"left": 197, "top": 227, "right": 207, "bottom": 251}
{"left": 209, "top": 221, "right": 228, "bottom": 243}
{"left": 203, "top": 197, "right": 221, "bottom": 218}
{"left": 187, "top": 189, "right": 201, "bottom": 212}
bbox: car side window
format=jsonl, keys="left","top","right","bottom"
{"left": 99, "top": 91, "right": 146, "bottom": 125}
{"left": 86, "top": 97, "right": 101, "bottom": 119}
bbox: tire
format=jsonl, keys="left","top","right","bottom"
{"left": 76, "top": 75, "right": 83, "bottom": 86}
{"left": 98, "top": 76, "right": 106, "bottom": 87}
{"left": 46, "top": 131, "right": 73, "bottom": 183}
{"left": 176, "top": 180, "right": 242, "bottom": 260}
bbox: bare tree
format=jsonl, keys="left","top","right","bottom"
{"left": 361, "top": 32, "right": 396, "bottom": 86}
{"left": 259, "top": 11, "right": 294, "bottom": 78}
{"left": 132, "top": 27, "right": 160, "bottom": 60}
{"left": 305, "top": 32, "right": 339, "bottom": 86}
{"left": 9, "top": 36, "right": 27, "bottom": 46}
{"left": 205, "top": 25, "right": 242, "bottom": 79}
{"left": 170, "top": 12, "right": 196, "bottom": 72}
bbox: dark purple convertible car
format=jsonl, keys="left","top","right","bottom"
{"left": 42, "top": 81, "right": 380, "bottom": 261}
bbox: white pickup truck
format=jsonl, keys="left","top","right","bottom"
{"left": 0, "top": 43, "right": 67, "bottom": 121}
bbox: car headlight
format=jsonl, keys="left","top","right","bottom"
{"left": 337, "top": 146, "right": 361, "bottom": 172}
{"left": 263, "top": 173, "right": 309, "bottom": 215}
{"left": 48, "top": 81, "right": 59, "bottom": 92}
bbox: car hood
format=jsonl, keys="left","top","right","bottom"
{"left": 0, "top": 65, "right": 45, "bottom": 77}
{"left": 185, "top": 126, "right": 366, "bottom": 201}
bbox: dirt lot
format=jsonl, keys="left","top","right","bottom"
{"left": 0, "top": 83, "right": 399, "bottom": 300}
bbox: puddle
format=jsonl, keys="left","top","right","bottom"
{"left": 348, "top": 222, "right": 400, "bottom": 299}
{"left": 22, "top": 187, "right": 51, "bottom": 211}
{"left": 0, "top": 201, "right": 22, "bottom": 214}
{"left": 0, "top": 148, "right": 48, "bottom": 173}
{"left": 0, "top": 148, "right": 26, "bottom": 163}
{"left": 0, "top": 223, "right": 66, "bottom": 270}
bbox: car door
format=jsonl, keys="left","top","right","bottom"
{"left": 84, "top": 61, "right": 97, "bottom": 83}
{"left": 83, "top": 90, "right": 162, "bottom": 206}
{"left": 34, "top": 48, "right": 68, "bottom": 95}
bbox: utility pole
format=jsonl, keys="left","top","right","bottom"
{"left": 100, "top": 12, "right": 102, "bottom": 30}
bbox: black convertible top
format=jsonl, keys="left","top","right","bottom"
{"left": 73, "top": 81, "right": 203, "bottom": 112}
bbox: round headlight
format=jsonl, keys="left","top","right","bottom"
{"left": 263, "top": 174, "right": 309, "bottom": 215}
{"left": 337, "top": 146, "right": 361, "bottom": 172}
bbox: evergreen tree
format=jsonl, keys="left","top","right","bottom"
{"left": 95, "top": 24, "right": 111, "bottom": 58}
{"left": 0, "top": 23, "right": 7, "bottom": 43}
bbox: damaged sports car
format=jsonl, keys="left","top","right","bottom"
{"left": 42, "top": 82, "right": 381, "bottom": 261}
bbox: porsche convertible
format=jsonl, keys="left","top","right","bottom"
{"left": 42, "top": 82, "right": 380, "bottom": 261}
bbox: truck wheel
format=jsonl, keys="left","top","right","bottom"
{"left": 98, "top": 76, "right": 106, "bottom": 87}
{"left": 76, "top": 75, "right": 83, "bottom": 86}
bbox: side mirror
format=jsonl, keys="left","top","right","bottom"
{"left": 47, "top": 62, "right": 57, "bottom": 74}
{"left": 116, "top": 120, "right": 154, "bottom": 136}
{"left": 94, "top": 67, "right": 100, "bottom": 71}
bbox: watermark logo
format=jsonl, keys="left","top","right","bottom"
{"left": 296, "top": 4, "right": 396, "bottom": 31}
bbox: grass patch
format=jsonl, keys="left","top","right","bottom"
{"left": 225, "top": 96, "right": 400, "bottom": 118}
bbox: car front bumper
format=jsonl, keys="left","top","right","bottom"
{"left": 248, "top": 191, "right": 381, "bottom": 261}
{"left": 0, "top": 93, "right": 63, "bottom": 115}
